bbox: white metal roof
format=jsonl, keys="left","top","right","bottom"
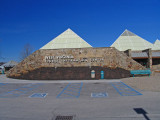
{"left": 152, "top": 39, "right": 160, "bottom": 50}
{"left": 131, "top": 52, "right": 160, "bottom": 58}
{"left": 154, "top": 39, "right": 160, "bottom": 45}
{"left": 152, "top": 52, "right": 160, "bottom": 57}
{"left": 111, "top": 29, "right": 154, "bottom": 51}
{"left": 131, "top": 52, "right": 148, "bottom": 58}
{"left": 41, "top": 28, "right": 92, "bottom": 49}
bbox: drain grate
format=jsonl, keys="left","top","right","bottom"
{"left": 55, "top": 116, "right": 73, "bottom": 120}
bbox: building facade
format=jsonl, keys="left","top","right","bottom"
{"left": 7, "top": 28, "right": 159, "bottom": 80}
{"left": 111, "top": 30, "right": 160, "bottom": 68}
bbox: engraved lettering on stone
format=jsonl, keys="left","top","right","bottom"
{"left": 45, "top": 55, "right": 104, "bottom": 63}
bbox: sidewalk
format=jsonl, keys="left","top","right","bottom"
{"left": 122, "top": 73, "right": 160, "bottom": 92}
{"left": 0, "top": 75, "right": 120, "bottom": 83}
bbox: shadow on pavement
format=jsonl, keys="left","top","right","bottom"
{"left": 134, "top": 108, "right": 150, "bottom": 120}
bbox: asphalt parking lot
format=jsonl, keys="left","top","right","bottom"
{"left": 0, "top": 82, "right": 142, "bottom": 99}
{"left": 0, "top": 76, "right": 160, "bottom": 120}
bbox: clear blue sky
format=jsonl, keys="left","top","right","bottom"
{"left": 0, "top": 0, "right": 160, "bottom": 62}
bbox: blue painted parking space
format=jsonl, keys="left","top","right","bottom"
{"left": 91, "top": 93, "right": 108, "bottom": 98}
{"left": 0, "top": 83, "right": 43, "bottom": 98}
{"left": 0, "top": 83, "right": 8, "bottom": 86}
{"left": 110, "top": 82, "right": 142, "bottom": 96}
{"left": 29, "top": 93, "right": 48, "bottom": 98}
{"left": 57, "top": 83, "right": 83, "bottom": 98}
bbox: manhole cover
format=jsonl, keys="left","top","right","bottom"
{"left": 55, "top": 116, "right": 73, "bottom": 120}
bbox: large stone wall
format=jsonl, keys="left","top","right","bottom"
{"left": 14, "top": 67, "right": 130, "bottom": 80}
{"left": 7, "top": 47, "right": 146, "bottom": 80}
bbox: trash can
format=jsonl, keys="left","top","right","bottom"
{"left": 2, "top": 69, "right": 4, "bottom": 74}
{"left": 100, "top": 71, "right": 104, "bottom": 79}
{"left": 91, "top": 70, "right": 95, "bottom": 78}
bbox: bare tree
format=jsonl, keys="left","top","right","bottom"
{"left": 20, "top": 44, "right": 33, "bottom": 61}
{"left": 0, "top": 39, "right": 2, "bottom": 60}
{"left": 0, "top": 50, "right": 6, "bottom": 60}
{"left": 0, "top": 40, "right": 4, "bottom": 60}
{"left": 0, "top": 50, "right": 1, "bottom": 60}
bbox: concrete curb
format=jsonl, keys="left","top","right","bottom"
{"left": 0, "top": 75, "right": 121, "bottom": 83}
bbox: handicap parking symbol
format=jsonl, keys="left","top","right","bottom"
{"left": 91, "top": 93, "right": 108, "bottom": 98}
{"left": 29, "top": 93, "right": 48, "bottom": 98}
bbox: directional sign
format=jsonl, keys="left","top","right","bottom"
{"left": 91, "top": 93, "right": 108, "bottom": 98}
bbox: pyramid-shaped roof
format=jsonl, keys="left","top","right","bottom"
{"left": 153, "top": 39, "right": 160, "bottom": 50}
{"left": 154, "top": 39, "right": 160, "bottom": 46}
{"left": 154, "top": 39, "right": 159, "bottom": 44}
{"left": 111, "top": 29, "right": 153, "bottom": 51}
{"left": 41, "top": 28, "right": 92, "bottom": 49}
